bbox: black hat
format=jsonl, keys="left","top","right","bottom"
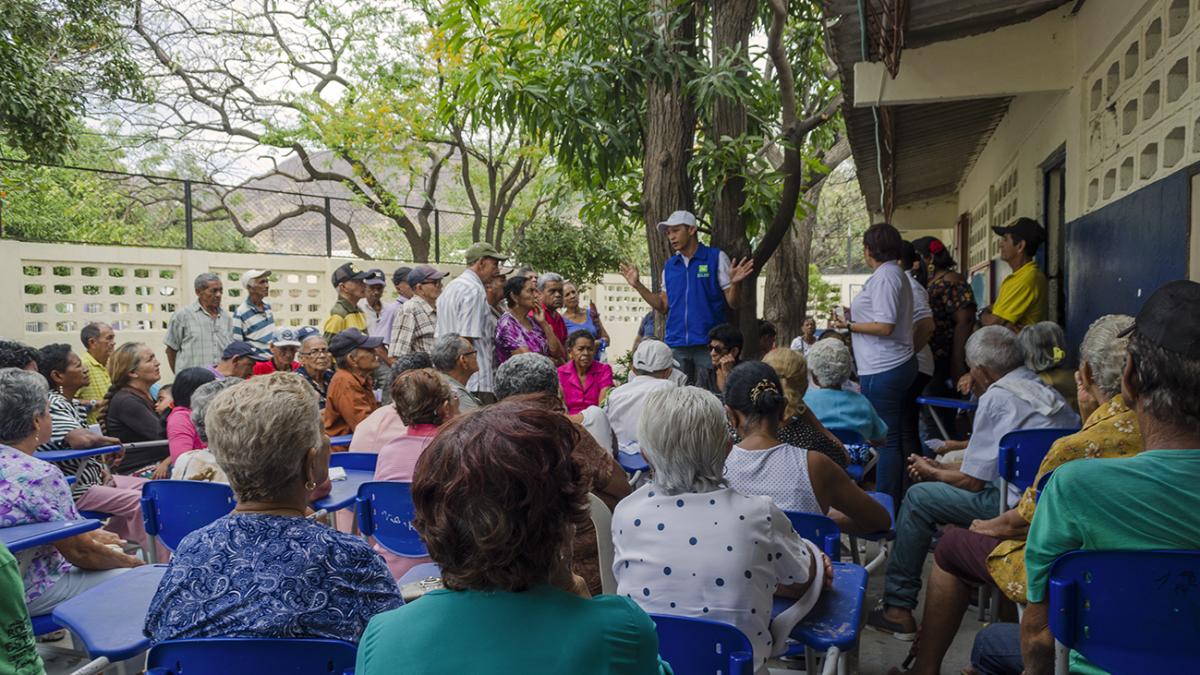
{"left": 331, "top": 262, "right": 369, "bottom": 288}
{"left": 992, "top": 217, "right": 1046, "bottom": 247}
{"left": 392, "top": 266, "right": 413, "bottom": 286}
{"left": 222, "top": 341, "right": 270, "bottom": 361}
{"left": 328, "top": 328, "right": 385, "bottom": 358}
{"left": 1119, "top": 280, "right": 1200, "bottom": 358}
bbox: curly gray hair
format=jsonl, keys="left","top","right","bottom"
{"left": 0, "top": 368, "right": 49, "bottom": 442}
{"left": 807, "top": 338, "right": 854, "bottom": 388}
{"left": 1079, "top": 314, "right": 1134, "bottom": 398}
{"left": 190, "top": 378, "right": 244, "bottom": 443}
{"left": 495, "top": 352, "right": 558, "bottom": 400}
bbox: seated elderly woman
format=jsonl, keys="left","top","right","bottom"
{"left": 761, "top": 348, "right": 849, "bottom": 467}
{"left": 613, "top": 385, "right": 830, "bottom": 674}
{"left": 724, "top": 361, "right": 892, "bottom": 534}
{"left": 1018, "top": 321, "right": 1078, "bottom": 413}
{"left": 35, "top": 343, "right": 159, "bottom": 555}
{"left": 0, "top": 368, "right": 143, "bottom": 616}
{"left": 494, "top": 352, "right": 631, "bottom": 595}
{"left": 145, "top": 372, "right": 401, "bottom": 643}
{"left": 322, "top": 328, "right": 383, "bottom": 437}
{"left": 371, "top": 367, "right": 458, "bottom": 578}
{"left": 357, "top": 400, "right": 668, "bottom": 674}
{"left": 803, "top": 338, "right": 887, "bottom": 446}
{"left": 894, "top": 315, "right": 1139, "bottom": 675}
{"left": 296, "top": 333, "right": 334, "bottom": 407}
{"left": 868, "top": 326, "right": 1080, "bottom": 640}
{"left": 97, "top": 342, "right": 169, "bottom": 476}
{"left": 557, "top": 330, "right": 614, "bottom": 415}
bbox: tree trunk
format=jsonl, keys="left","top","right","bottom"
{"left": 641, "top": 0, "right": 699, "bottom": 336}
{"left": 765, "top": 180, "right": 824, "bottom": 348}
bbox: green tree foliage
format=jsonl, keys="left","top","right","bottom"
{"left": 807, "top": 263, "right": 840, "bottom": 317}
{"left": 0, "top": 0, "right": 144, "bottom": 160}
{"left": 509, "top": 217, "right": 625, "bottom": 287}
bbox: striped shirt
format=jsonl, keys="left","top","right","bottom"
{"left": 165, "top": 301, "right": 234, "bottom": 372}
{"left": 38, "top": 392, "right": 107, "bottom": 499}
{"left": 77, "top": 351, "right": 111, "bottom": 425}
{"left": 231, "top": 299, "right": 276, "bottom": 353}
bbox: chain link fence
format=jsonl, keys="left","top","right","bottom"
{"left": 0, "top": 159, "right": 482, "bottom": 263}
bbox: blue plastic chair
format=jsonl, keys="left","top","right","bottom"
{"left": 329, "top": 451, "right": 377, "bottom": 472}
{"left": 774, "top": 561, "right": 869, "bottom": 674}
{"left": 50, "top": 564, "right": 169, "bottom": 669}
{"left": 997, "top": 428, "right": 1080, "bottom": 509}
{"left": 356, "top": 481, "right": 428, "bottom": 557}
{"left": 785, "top": 511, "right": 841, "bottom": 562}
{"left": 140, "top": 480, "right": 236, "bottom": 562}
{"left": 650, "top": 614, "right": 753, "bottom": 675}
{"left": 1035, "top": 469, "right": 1056, "bottom": 503}
{"left": 1048, "top": 550, "right": 1200, "bottom": 675}
{"left": 146, "top": 637, "right": 357, "bottom": 675}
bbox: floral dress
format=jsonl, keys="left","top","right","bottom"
{"left": 0, "top": 445, "right": 80, "bottom": 604}
{"left": 494, "top": 312, "right": 549, "bottom": 365}
{"left": 926, "top": 274, "right": 976, "bottom": 374}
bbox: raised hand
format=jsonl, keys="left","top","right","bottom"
{"left": 729, "top": 257, "right": 754, "bottom": 285}
{"left": 619, "top": 262, "right": 640, "bottom": 287}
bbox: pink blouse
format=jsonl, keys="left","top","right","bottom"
{"left": 166, "top": 406, "right": 205, "bottom": 463}
{"left": 372, "top": 424, "right": 439, "bottom": 579}
{"left": 557, "top": 361, "right": 614, "bottom": 415}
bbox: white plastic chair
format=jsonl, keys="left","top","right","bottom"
{"left": 587, "top": 493, "right": 617, "bottom": 595}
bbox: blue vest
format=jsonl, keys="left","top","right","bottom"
{"left": 663, "top": 244, "right": 727, "bottom": 347}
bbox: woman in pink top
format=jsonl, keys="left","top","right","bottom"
{"left": 557, "top": 331, "right": 614, "bottom": 415}
{"left": 165, "top": 368, "right": 217, "bottom": 465}
{"left": 373, "top": 368, "right": 459, "bottom": 579}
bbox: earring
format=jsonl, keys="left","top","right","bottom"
{"left": 305, "top": 480, "right": 317, "bottom": 491}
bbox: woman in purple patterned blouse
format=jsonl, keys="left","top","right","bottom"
{"left": 494, "top": 275, "right": 562, "bottom": 366}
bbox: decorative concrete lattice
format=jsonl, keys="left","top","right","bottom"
{"left": 967, "top": 197, "right": 991, "bottom": 271}
{"left": 1086, "top": 0, "right": 1197, "bottom": 212}
{"left": 212, "top": 268, "right": 327, "bottom": 329}
{"left": 21, "top": 263, "right": 182, "bottom": 335}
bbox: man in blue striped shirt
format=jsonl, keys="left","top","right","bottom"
{"left": 232, "top": 269, "right": 276, "bottom": 354}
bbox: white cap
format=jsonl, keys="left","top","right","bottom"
{"left": 242, "top": 269, "right": 271, "bottom": 289}
{"left": 633, "top": 339, "right": 678, "bottom": 372}
{"left": 656, "top": 210, "right": 697, "bottom": 234}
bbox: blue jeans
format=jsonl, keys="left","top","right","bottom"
{"left": 971, "top": 623, "right": 1023, "bottom": 675}
{"left": 859, "top": 356, "right": 918, "bottom": 505}
{"left": 883, "top": 480, "right": 1000, "bottom": 610}
{"left": 671, "top": 345, "right": 712, "bottom": 386}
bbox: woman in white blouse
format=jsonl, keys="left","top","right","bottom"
{"left": 830, "top": 223, "right": 916, "bottom": 506}
{"left": 612, "top": 384, "right": 829, "bottom": 674}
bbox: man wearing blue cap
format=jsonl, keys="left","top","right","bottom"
{"left": 390, "top": 265, "right": 448, "bottom": 358}
{"left": 209, "top": 341, "right": 270, "bottom": 380}
{"left": 619, "top": 210, "right": 754, "bottom": 384}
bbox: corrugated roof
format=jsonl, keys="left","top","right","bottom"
{"left": 824, "top": 0, "right": 1072, "bottom": 212}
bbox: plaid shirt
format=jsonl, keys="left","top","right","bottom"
{"left": 165, "top": 301, "right": 233, "bottom": 372}
{"left": 389, "top": 295, "right": 437, "bottom": 357}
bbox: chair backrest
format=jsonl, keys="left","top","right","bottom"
{"left": 1048, "top": 550, "right": 1200, "bottom": 674}
{"left": 140, "top": 481, "right": 236, "bottom": 551}
{"left": 328, "top": 451, "right": 377, "bottom": 472}
{"left": 997, "top": 428, "right": 1078, "bottom": 491}
{"left": 146, "top": 637, "right": 356, "bottom": 675}
{"left": 587, "top": 493, "right": 617, "bottom": 594}
{"left": 650, "top": 614, "right": 753, "bottom": 675}
{"left": 828, "top": 428, "right": 865, "bottom": 446}
{"left": 785, "top": 511, "right": 841, "bottom": 562}
{"left": 356, "top": 481, "right": 427, "bottom": 557}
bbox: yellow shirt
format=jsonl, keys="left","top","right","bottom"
{"left": 986, "top": 395, "right": 1143, "bottom": 602}
{"left": 991, "top": 261, "right": 1047, "bottom": 327}
{"left": 77, "top": 351, "right": 112, "bottom": 425}
{"left": 322, "top": 298, "right": 367, "bottom": 339}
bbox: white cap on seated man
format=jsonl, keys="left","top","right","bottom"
{"left": 605, "top": 340, "right": 681, "bottom": 453}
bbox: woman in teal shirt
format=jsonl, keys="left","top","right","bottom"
{"left": 356, "top": 399, "right": 670, "bottom": 675}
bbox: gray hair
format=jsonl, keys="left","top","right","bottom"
{"left": 193, "top": 272, "right": 221, "bottom": 292}
{"left": 1078, "top": 314, "right": 1134, "bottom": 398}
{"left": 536, "top": 272, "right": 563, "bottom": 292}
{"left": 0, "top": 368, "right": 49, "bottom": 442}
{"left": 430, "top": 333, "right": 472, "bottom": 372}
{"left": 495, "top": 352, "right": 558, "bottom": 400}
{"left": 637, "top": 386, "right": 729, "bottom": 495}
{"left": 966, "top": 326, "right": 1024, "bottom": 373}
{"left": 807, "top": 338, "right": 854, "bottom": 388}
{"left": 204, "top": 372, "right": 323, "bottom": 503}
{"left": 191, "top": 378, "right": 243, "bottom": 443}
{"left": 1019, "top": 321, "right": 1067, "bottom": 372}
{"left": 1127, "top": 328, "right": 1200, "bottom": 429}
{"left": 301, "top": 335, "right": 327, "bottom": 351}
{"left": 80, "top": 322, "right": 110, "bottom": 349}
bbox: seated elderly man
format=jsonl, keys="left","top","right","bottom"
{"left": 895, "top": 314, "right": 1140, "bottom": 675}
{"left": 209, "top": 341, "right": 269, "bottom": 380}
{"left": 494, "top": 353, "right": 631, "bottom": 595}
{"left": 1021, "top": 281, "right": 1200, "bottom": 675}
{"left": 429, "top": 333, "right": 481, "bottom": 413}
{"left": 349, "top": 352, "right": 431, "bottom": 453}
{"left": 604, "top": 339, "right": 679, "bottom": 453}
{"left": 0, "top": 368, "right": 143, "bottom": 617}
{"left": 868, "top": 326, "right": 1080, "bottom": 639}
{"left": 145, "top": 372, "right": 401, "bottom": 643}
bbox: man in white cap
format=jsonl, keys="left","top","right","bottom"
{"left": 357, "top": 268, "right": 388, "bottom": 334}
{"left": 231, "top": 268, "right": 275, "bottom": 355}
{"left": 619, "top": 210, "right": 754, "bottom": 384}
{"left": 603, "top": 339, "right": 681, "bottom": 453}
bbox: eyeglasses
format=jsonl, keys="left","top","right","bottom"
{"left": 462, "top": 350, "right": 477, "bottom": 357}
{"left": 709, "top": 344, "right": 730, "bottom": 355}
{"left": 301, "top": 348, "right": 331, "bottom": 356}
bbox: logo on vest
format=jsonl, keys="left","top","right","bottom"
{"left": 696, "top": 264, "right": 710, "bottom": 278}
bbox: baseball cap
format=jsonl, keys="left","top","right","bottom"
{"left": 242, "top": 269, "right": 271, "bottom": 289}
{"left": 270, "top": 328, "right": 302, "bottom": 348}
{"left": 992, "top": 217, "right": 1046, "bottom": 247}
{"left": 656, "top": 210, "right": 698, "bottom": 235}
{"left": 633, "top": 339, "right": 679, "bottom": 372}
{"left": 408, "top": 265, "right": 449, "bottom": 286}
{"left": 328, "top": 327, "right": 385, "bottom": 358}
{"left": 1118, "top": 280, "right": 1200, "bottom": 357}
{"left": 331, "top": 262, "right": 369, "bottom": 288}
{"left": 392, "top": 266, "right": 413, "bottom": 286}
{"left": 296, "top": 326, "right": 320, "bottom": 342}
{"left": 222, "top": 341, "right": 270, "bottom": 361}
{"left": 464, "top": 242, "right": 509, "bottom": 264}
{"left": 364, "top": 268, "right": 386, "bottom": 286}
